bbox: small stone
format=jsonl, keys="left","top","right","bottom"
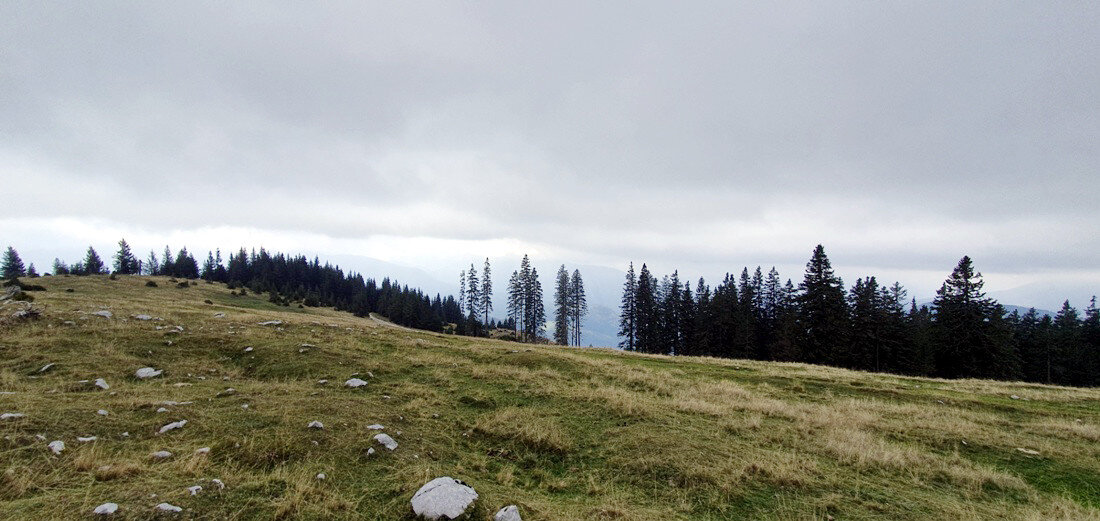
{"left": 316, "top": 473, "right": 326, "bottom": 480}
{"left": 317, "top": 379, "right": 328, "bottom": 385}
{"left": 213, "top": 312, "right": 226, "bottom": 318}
{"left": 97, "top": 409, "right": 109, "bottom": 416}
{"left": 410, "top": 477, "right": 478, "bottom": 521}
{"left": 156, "top": 407, "right": 169, "bottom": 413}
{"left": 374, "top": 433, "right": 398, "bottom": 451}
{"left": 301, "top": 343, "right": 316, "bottom": 349}
{"left": 1010, "top": 395, "right": 1020, "bottom": 400}
{"left": 93, "top": 502, "right": 119, "bottom": 515}
{"left": 216, "top": 388, "right": 236, "bottom": 397}
{"left": 367, "top": 424, "right": 384, "bottom": 430}
{"left": 135, "top": 367, "right": 163, "bottom": 379}
{"left": 344, "top": 378, "right": 368, "bottom": 388}
{"left": 187, "top": 485, "right": 202, "bottom": 496}
{"left": 1016, "top": 447, "right": 1040, "bottom": 455}
{"left": 308, "top": 421, "right": 324, "bottom": 429}
{"left": 1, "top": 413, "right": 25, "bottom": 420}
{"left": 195, "top": 447, "right": 211, "bottom": 454}
{"left": 39, "top": 363, "right": 56, "bottom": 373}
{"left": 211, "top": 478, "right": 225, "bottom": 489}
{"left": 78, "top": 436, "right": 98, "bottom": 442}
{"left": 134, "top": 314, "right": 153, "bottom": 320}
{"left": 494, "top": 505, "right": 522, "bottom": 521}
{"left": 94, "top": 378, "right": 110, "bottom": 390}
{"left": 243, "top": 347, "right": 253, "bottom": 352}
{"left": 48, "top": 440, "right": 65, "bottom": 454}
{"left": 120, "top": 432, "right": 129, "bottom": 437}
{"left": 257, "top": 320, "right": 283, "bottom": 326}
{"left": 151, "top": 450, "right": 173, "bottom": 459}
{"left": 93, "top": 310, "right": 113, "bottom": 318}
{"left": 158, "top": 420, "right": 187, "bottom": 434}
{"left": 241, "top": 404, "right": 250, "bottom": 409}
{"left": 154, "top": 503, "right": 182, "bottom": 513}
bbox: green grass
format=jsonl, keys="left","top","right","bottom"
{"left": 1, "top": 275, "right": 1099, "bottom": 520}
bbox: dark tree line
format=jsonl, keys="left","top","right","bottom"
{"left": 13, "top": 241, "right": 462, "bottom": 332}
{"left": 620, "top": 245, "right": 1100, "bottom": 387}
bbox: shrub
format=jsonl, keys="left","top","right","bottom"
{"left": 108, "top": 273, "right": 118, "bottom": 280}
{"left": 176, "top": 281, "right": 189, "bottom": 289}
{"left": 145, "top": 280, "right": 158, "bottom": 287}
{"left": 204, "top": 299, "right": 213, "bottom": 305}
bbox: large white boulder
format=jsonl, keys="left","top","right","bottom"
{"left": 93, "top": 502, "right": 119, "bottom": 515}
{"left": 410, "top": 477, "right": 478, "bottom": 520}
{"left": 344, "top": 378, "right": 368, "bottom": 388}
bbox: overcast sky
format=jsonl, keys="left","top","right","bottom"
{"left": 1, "top": 2, "right": 1097, "bottom": 307}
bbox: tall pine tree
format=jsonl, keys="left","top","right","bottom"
{"left": 796, "top": 245, "right": 848, "bottom": 365}
{"left": 618, "top": 262, "right": 637, "bottom": 351}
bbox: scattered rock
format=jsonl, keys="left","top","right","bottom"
{"left": 63, "top": 320, "right": 76, "bottom": 326}
{"left": 135, "top": 367, "right": 163, "bottom": 379}
{"left": 367, "top": 424, "right": 384, "bottom": 430}
{"left": 157, "top": 401, "right": 193, "bottom": 406}
{"left": 158, "top": 420, "right": 188, "bottom": 434}
{"left": 410, "top": 477, "right": 479, "bottom": 521}
{"left": 154, "top": 503, "right": 182, "bottom": 513}
{"left": 495, "top": 505, "right": 522, "bottom": 521}
{"left": 243, "top": 347, "right": 253, "bottom": 353}
{"left": 374, "top": 433, "right": 398, "bottom": 451}
{"left": 195, "top": 447, "right": 211, "bottom": 455}
{"left": 211, "top": 478, "right": 225, "bottom": 489}
{"left": 97, "top": 409, "right": 109, "bottom": 416}
{"left": 1016, "top": 447, "right": 1040, "bottom": 455}
{"left": 48, "top": 440, "right": 65, "bottom": 454}
{"left": 187, "top": 485, "right": 202, "bottom": 496}
{"left": 93, "top": 310, "right": 113, "bottom": 319}
{"left": 151, "top": 450, "right": 173, "bottom": 460}
{"left": 78, "top": 436, "right": 98, "bottom": 442}
{"left": 1, "top": 413, "right": 25, "bottom": 420}
{"left": 93, "top": 502, "right": 119, "bottom": 515}
{"left": 257, "top": 320, "right": 283, "bottom": 326}
{"left": 94, "top": 378, "right": 110, "bottom": 390}
{"left": 316, "top": 473, "right": 326, "bottom": 480}
{"left": 216, "top": 388, "right": 236, "bottom": 397}
{"left": 1010, "top": 395, "right": 1021, "bottom": 400}
{"left": 308, "top": 421, "right": 324, "bottom": 430}
{"left": 213, "top": 312, "right": 226, "bottom": 318}
{"left": 367, "top": 447, "right": 376, "bottom": 456}
{"left": 39, "top": 363, "right": 56, "bottom": 373}
{"left": 156, "top": 407, "right": 169, "bottom": 413}
{"left": 344, "top": 378, "right": 368, "bottom": 388}
{"left": 317, "top": 379, "right": 328, "bottom": 385}
{"left": 134, "top": 314, "right": 153, "bottom": 321}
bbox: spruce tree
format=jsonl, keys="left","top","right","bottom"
{"left": 83, "top": 246, "right": 106, "bottom": 275}
{"left": 27, "top": 263, "right": 39, "bottom": 278}
{"left": 1053, "top": 301, "right": 1084, "bottom": 385}
{"left": 160, "top": 246, "right": 175, "bottom": 276}
{"left": 458, "top": 270, "right": 466, "bottom": 317}
{"left": 554, "top": 265, "right": 571, "bottom": 345}
{"left": 2, "top": 246, "right": 25, "bottom": 278}
{"left": 796, "top": 245, "right": 848, "bottom": 365}
{"left": 931, "top": 256, "right": 1018, "bottom": 379}
{"left": 146, "top": 250, "right": 160, "bottom": 276}
{"left": 507, "top": 270, "right": 522, "bottom": 337}
{"left": 113, "top": 239, "right": 139, "bottom": 275}
{"left": 481, "top": 258, "right": 493, "bottom": 327}
{"left": 52, "top": 258, "right": 69, "bottom": 275}
{"left": 634, "top": 264, "right": 658, "bottom": 353}
{"left": 570, "top": 269, "right": 588, "bottom": 347}
{"left": 465, "top": 263, "right": 480, "bottom": 324}
{"left": 618, "top": 262, "right": 637, "bottom": 351}
{"left": 528, "top": 267, "right": 545, "bottom": 340}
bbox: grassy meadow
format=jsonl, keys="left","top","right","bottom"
{"left": 1, "top": 275, "right": 1099, "bottom": 520}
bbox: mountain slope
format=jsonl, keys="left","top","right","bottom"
{"left": 1, "top": 276, "right": 1099, "bottom": 520}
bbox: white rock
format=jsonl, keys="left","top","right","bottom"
{"left": 151, "top": 450, "right": 173, "bottom": 459}
{"left": 93, "top": 502, "right": 119, "bottom": 515}
{"left": 157, "top": 401, "right": 193, "bottom": 406}
{"left": 39, "top": 363, "right": 56, "bottom": 373}
{"left": 78, "top": 436, "right": 98, "bottom": 442}
{"left": 97, "top": 409, "right": 109, "bottom": 416}
{"left": 1016, "top": 447, "right": 1040, "bottom": 455}
{"left": 1010, "top": 395, "right": 1021, "bottom": 400}
{"left": 241, "top": 404, "right": 249, "bottom": 409}
{"left": 195, "top": 447, "right": 211, "bottom": 455}
{"left": 367, "top": 447, "right": 376, "bottom": 456}
{"left": 211, "top": 478, "right": 225, "bottom": 489}
{"left": 93, "top": 310, "right": 113, "bottom": 318}
{"left": 315, "top": 473, "right": 326, "bottom": 480}
{"left": 48, "top": 440, "right": 65, "bottom": 454}
{"left": 135, "top": 367, "right": 163, "bottom": 379}
{"left": 257, "top": 320, "right": 283, "bottom": 326}
{"left": 158, "top": 420, "right": 187, "bottom": 434}
{"left": 307, "top": 421, "right": 324, "bottom": 429}
{"left": 1, "top": 413, "right": 25, "bottom": 420}
{"left": 344, "top": 378, "right": 368, "bottom": 388}
{"left": 216, "top": 388, "right": 236, "bottom": 397}
{"left": 366, "top": 424, "right": 384, "bottom": 430}
{"left": 134, "top": 314, "right": 153, "bottom": 320}
{"left": 187, "top": 485, "right": 202, "bottom": 496}
{"left": 120, "top": 432, "right": 129, "bottom": 437}
{"left": 156, "top": 407, "right": 169, "bottom": 413}
{"left": 94, "top": 378, "right": 110, "bottom": 390}
{"left": 213, "top": 312, "right": 226, "bottom": 318}
{"left": 495, "top": 505, "right": 522, "bottom": 521}
{"left": 154, "top": 503, "right": 182, "bottom": 513}
{"left": 243, "top": 347, "right": 253, "bottom": 353}
{"left": 317, "top": 379, "right": 328, "bottom": 385}
{"left": 410, "top": 477, "right": 479, "bottom": 521}
{"left": 301, "top": 343, "right": 316, "bottom": 348}
{"left": 374, "top": 433, "right": 398, "bottom": 451}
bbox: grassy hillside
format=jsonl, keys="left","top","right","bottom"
{"left": 2, "top": 276, "right": 1099, "bottom": 520}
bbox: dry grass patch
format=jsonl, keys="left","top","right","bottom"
{"left": 474, "top": 406, "right": 573, "bottom": 453}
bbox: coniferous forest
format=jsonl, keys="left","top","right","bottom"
{"left": 4, "top": 241, "right": 1097, "bottom": 387}
{"left": 617, "top": 245, "right": 1099, "bottom": 387}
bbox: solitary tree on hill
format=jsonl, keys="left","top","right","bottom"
{"left": 2, "top": 246, "right": 26, "bottom": 278}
